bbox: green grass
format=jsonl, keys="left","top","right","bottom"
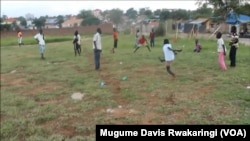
{"left": 1, "top": 33, "right": 250, "bottom": 140}
{"left": 1, "top": 35, "right": 74, "bottom": 46}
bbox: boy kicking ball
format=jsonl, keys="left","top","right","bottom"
{"left": 158, "top": 39, "right": 182, "bottom": 78}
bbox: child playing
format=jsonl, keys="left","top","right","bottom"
{"left": 133, "top": 35, "right": 151, "bottom": 53}
{"left": 193, "top": 39, "right": 202, "bottom": 52}
{"left": 158, "top": 39, "right": 182, "bottom": 78}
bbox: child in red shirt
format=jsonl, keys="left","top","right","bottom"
{"left": 134, "top": 35, "right": 151, "bottom": 53}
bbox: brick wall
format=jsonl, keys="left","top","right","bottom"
{"left": 1, "top": 23, "right": 113, "bottom": 38}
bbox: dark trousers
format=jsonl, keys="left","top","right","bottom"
{"left": 74, "top": 43, "right": 81, "bottom": 56}
{"left": 229, "top": 46, "right": 237, "bottom": 67}
{"left": 150, "top": 39, "right": 154, "bottom": 47}
{"left": 94, "top": 49, "right": 101, "bottom": 70}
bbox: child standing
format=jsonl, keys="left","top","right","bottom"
{"left": 34, "top": 29, "right": 46, "bottom": 60}
{"left": 149, "top": 28, "right": 155, "bottom": 47}
{"left": 229, "top": 33, "right": 239, "bottom": 67}
{"left": 111, "top": 28, "right": 118, "bottom": 53}
{"left": 17, "top": 30, "right": 24, "bottom": 47}
{"left": 216, "top": 32, "right": 227, "bottom": 71}
{"left": 73, "top": 30, "right": 81, "bottom": 56}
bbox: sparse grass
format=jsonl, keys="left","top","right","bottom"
{"left": 1, "top": 33, "right": 250, "bottom": 140}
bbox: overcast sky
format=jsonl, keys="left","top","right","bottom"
{"left": 1, "top": 0, "right": 199, "bottom": 18}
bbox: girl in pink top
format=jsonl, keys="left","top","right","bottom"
{"left": 216, "top": 32, "right": 227, "bottom": 71}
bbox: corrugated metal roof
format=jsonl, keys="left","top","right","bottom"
{"left": 190, "top": 18, "right": 209, "bottom": 24}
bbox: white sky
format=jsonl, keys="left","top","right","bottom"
{"left": 1, "top": 0, "right": 199, "bottom": 18}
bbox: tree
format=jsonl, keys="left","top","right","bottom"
{"left": 11, "top": 21, "right": 18, "bottom": 30}
{"left": 192, "top": 3, "right": 213, "bottom": 19}
{"left": 108, "top": 8, "right": 124, "bottom": 28}
{"left": 18, "top": 16, "right": 27, "bottom": 28}
{"left": 81, "top": 16, "right": 100, "bottom": 26}
{"left": 196, "top": 0, "right": 248, "bottom": 19}
{"left": 159, "top": 9, "right": 170, "bottom": 21}
{"left": 32, "top": 16, "right": 46, "bottom": 29}
{"left": 139, "top": 8, "right": 147, "bottom": 15}
{"left": 153, "top": 9, "right": 162, "bottom": 16}
{"left": 56, "top": 15, "right": 64, "bottom": 28}
{"left": 170, "top": 9, "right": 190, "bottom": 20}
{"left": 125, "top": 8, "right": 138, "bottom": 19}
{"left": 77, "top": 10, "right": 100, "bottom": 26}
{"left": 144, "top": 9, "right": 152, "bottom": 18}
{"left": 235, "top": 3, "right": 250, "bottom": 15}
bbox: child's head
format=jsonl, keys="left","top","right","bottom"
{"left": 163, "top": 39, "right": 169, "bottom": 44}
{"left": 216, "top": 32, "right": 222, "bottom": 39}
{"left": 74, "top": 30, "right": 78, "bottom": 35}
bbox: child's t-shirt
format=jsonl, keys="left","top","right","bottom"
{"left": 217, "top": 38, "right": 226, "bottom": 52}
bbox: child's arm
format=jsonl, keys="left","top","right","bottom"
{"left": 222, "top": 44, "right": 226, "bottom": 56}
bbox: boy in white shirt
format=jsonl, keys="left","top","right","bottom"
{"left": 93, "top": 28, "right": 102, "bottom": 70}
{"left": 34, "top": 29, "right": 46, "bottom": 60}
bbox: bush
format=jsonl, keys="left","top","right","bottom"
{"left": 0, "top": 24, "right": 12, "bottom": 31}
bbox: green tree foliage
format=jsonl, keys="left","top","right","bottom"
{"left": 235, "top": 3, "right": 250, "bottom": 15}
{"left": 192, "top": 3, "right": 213, "bottom": 19}
{"left": 32, "top": 16, "right": 46, "bottom": 29}
{"left": 125, "top": 8, "right": 138, "bottom": 19}
{"left": 144, "top": 9, "right": 152, "bottom": 18}
{"left": 196, "top": 0, "right": 250, "bottom": 19}
{"left": 0, "top": 24, "right": 11, "bottom": 31}
{"left": 82, "top": 16, "right": 100, "bottom": 26}
{"left": 77, "top": 10, "right": 100, "bottom": 26}
{"left": 170, "top": 9, "right": 190, "bottom": 20}
{"left": 139, "top": 8, "right": 147, "bottom": 15}
{"left": 153, "top": 9, "right": 162, "bottom": 17}
{"left": 56, "top": 15, "right": 64, "bottom": 28}
{"left": 18, "top": 16, "right": 27, "bottom": 27}
{"left": 108, "top": 8, "right": 124, "bottom": 27}
{"left": 159, "top": 10, "right": 170, "bottom": 21}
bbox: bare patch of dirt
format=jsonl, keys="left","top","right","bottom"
{"left": 1, "top": 74, "right": 30, "bottom": 87}
{"left": 37, "top": 95, "right": 67, "bottom": 106}
{"left": 189, "top": 85, "right": 214, "bottom": 100}
{"left": 57, "top": 126, "right": 76, "bottom": 138}
{"left": 20, "top": 82, "right": 64, "bottom": 96}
